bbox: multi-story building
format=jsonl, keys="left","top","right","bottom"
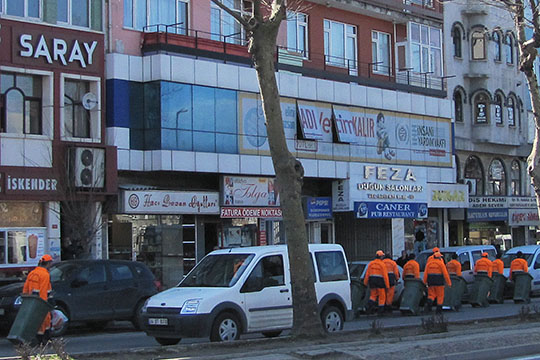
{"left": 444, "top": 0, "right": 535, "bottom": 249}
{"left": 106, "top": 0, "right": 460, "bottom": 287}
{"left": 0, "top": 1, "right": 117, "bottom": 279}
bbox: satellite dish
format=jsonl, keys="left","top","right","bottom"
{"left": 82, "top": 92, "right": 98, "bottom": 110}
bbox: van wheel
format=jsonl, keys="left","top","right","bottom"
{"left": 210, "top": 312, "right": 241, "bottom": 342}
{"left": 321, "top": 306, "right": 343, "bottom": 333}
{"left": 155, "top": 337, "right": 181, "bottom": 346}
{"left": 262, "top": 330, "right": 282, "bottom": 338}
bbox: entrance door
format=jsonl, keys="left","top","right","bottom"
{"left": 320, "top": 223, "right": 334, "bottom": 244}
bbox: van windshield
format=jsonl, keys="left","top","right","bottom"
{"left": 179, "top": 253, "right": 254, "bottom": 287}
{"left": 501, "top": 253, "right": 534, "bottom": 268}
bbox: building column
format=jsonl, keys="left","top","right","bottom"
{"left": 391, "top": 218, "right": 405, "bottom": 258}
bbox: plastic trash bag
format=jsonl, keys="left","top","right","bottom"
{"left": 51, "top": 309, "right": 68, "bottom": 330}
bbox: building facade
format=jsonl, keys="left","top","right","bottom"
{"left": 106, "top": 0, "right": 459, "bottom": 287}
{"left": 0, "top": 0, "right": 117, "bottom": 279}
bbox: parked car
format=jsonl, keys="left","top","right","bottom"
{"left": 348, "top": 261, "right": 404, "bottom": 304}
{"left": 502, "top": 245, "right": 540, "bottom": 295}
{"left": 0, "top": 259, "right": 159, "bottom": 336}
{"left": 141, "top": 244, "right": 352, "bottom": 345}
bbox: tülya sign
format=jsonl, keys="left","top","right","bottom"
{"left": 19, "top": 34, "right": 98, "bottom": 68}
{"left": 222, "top": 176, "right": 279, "bottom": 207}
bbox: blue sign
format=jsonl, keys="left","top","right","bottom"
{"left": 305, "top": 197, "right": 332, "bottom": 220}
{"left": 354, "top": 201, "right": 428, "bottom": 219}
{"left": 467, "top": 208, "right": 508, "bottom": 222}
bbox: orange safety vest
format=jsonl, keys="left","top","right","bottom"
{"left": 23, "top": 266, "right": 51, "bottom": 301}
{"left": 474, "top": 257, "right": 493, "bottom": 277}
{"left": 492, "top": 258, "right": 504, "bottom": 275}
{"left": 510, "top": 258, "right": 528, "bottom": 280}
{"left": 446, "top": 259, "right": 462, "bottom": 277}
{"left": 403, "top": 259, "right": 420, "bottom": 279}
{"left": 424, "top": 259, "right": 451, "bottom": 287}
{"left": 364, "top": 258, "right": 390, "bottom": 289}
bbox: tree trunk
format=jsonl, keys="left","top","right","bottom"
{"left": 249, "top": 24, "right": 324, "bottom": 337}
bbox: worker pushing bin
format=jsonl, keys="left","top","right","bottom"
{"left": 469, "top": 274, "right": 493, "bottom": 307}
{"left": 443, "top": 275, "right": 466, "bottom": 311}
{"left": 7, "top": 295, "right": 53, "bottom": 345}
{"left": 399, "top": 278, "right": 426, "bottom": 315}
{"left": 513, "top": 272, "right": 533, "bottom": 304}
{"left": 488, "top": 273, "right": 506, "bottom": 304}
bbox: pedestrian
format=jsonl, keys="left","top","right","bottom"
{"left": 383, "top": 254, "right": 400, "bottom": 313}
{"left": 396, "top": 250, "right": 408, "bottom": 268}
{"left": 414, "top": 230, "right": 425, "bottom": 256}
{"left": 423, "top": 252, "right": 452, "bottom": 314}
{"left": 403, "top": 253, "right": 420, "bottom": 279}
{"left": 446, "top": 253, "right": 462, "bottom": 277}
{"left": 509, "top": 251, "right": 528, "bottom": 281}
{"left": 364, "top": 250, "right": 389, "bottom": 316}
{"left": 492, "top": 253, "right": 504, "bottom": 275}
{"left": 474, "top": 252, "right": 493, "bottom": 277}
{"left": 427, "top": 247, "right": 443, "bottom": 264}
{"left": 22, "top": 254, "right": 53, "bottom": 344}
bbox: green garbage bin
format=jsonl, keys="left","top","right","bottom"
{"left": 469, "top": 274, "right": 493, "bottom": 307}
{"left": 443, "top": 275, "right": 466, "bottom": 311}
{"left": 513, "top": 272, "right": 533, "bottom": 304}
{"left": 7, "top": 295, "right": 53, "bottom": 345}
{"left": 488, "top": 273, "right": 507, "bottom": 304}
{"left": 351, "top": 279, "right": 371, "bottom": 314}
{"left": 399, "top": 278, "right": 425, "bottom": 315}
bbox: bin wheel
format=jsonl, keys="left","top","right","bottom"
{"left": 155, "top": 337, "right": 181, "bottom": 346}
{"left": 50, "top": 306, "right": 69, "bottom": 337}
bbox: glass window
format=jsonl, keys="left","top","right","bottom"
{"left": 125, "top": 0, "right": 188, "bottom": 33}
{"left": 210, "top": 0, "right": 246, "bottom": 44}
{"left": 110, "top": 264, "right": 134, "bottom": 281}
{"left": 324, "top": 19, "right": 356, "bottom": 69}
{"left": 50, "top": 263, "right": 79, "bottom": 282}
{"left": 181, "top": 253, "right": 255, "bottom": 287}
{"left": 287, "top": 12, "right": 308, "bottom": 57}
{"left": 1, "top": 72, "right": 42, "bottom": 135}
{"left": 473, "top": 93, "right": 489, "bottom": 123}
{"left": 315, "top": 251, "right": 348, "bottom": 282}
{"left": 64, "top": 79, "right": 91, "bottom": 138}
{"left": 7, "top": 231, "right": 26, "bottom": 264}
{"left": 507, "top": 97, "right": 516, "bottom": 126}
{"left": 409, "top": 23, "right": 441, "bottom": 75}
{"left": 488, "top": 159, "right": 506, "bottom": 196}
{"left": 511, "top": 160, "right": 521, "bottom": 196}
{"left": 493, "top": 31, "right": 502, "bottom": 61}
{"left": 453, "top": 26, "right": 462, "bottom": 58}
{"left": 72, "top": 0, "right": 89, "bottom": 27}
{"left": 453, "top": 89, "right": 463, "bottom": 122}
{"left": 506, "top": 34, "right": 514, "bottom": 64}
{"left": 77, "top": 264, "right": 107, "bottom": 284}
{"left": 494, "top": 94, "right": 503, "bottom": 124}
{"left": 242, "top": 255, "right": 285, "bottom": 292}
{"left": 471, "top": 30, "right": 486, "bottom": 60}
{"left": 371, "top": 31, "right": 390, "bottom": 75}
{"left": 458, "top": 253, "right": 470, "bottom": 271}
{"left": 465, "top": 156, "right": 484, "bottom": 195}
{"left": 0, "top": 231, "right": 4, "bottom": 264}
{"left": 6, "top": 0, "right": 25, "bottom": 17}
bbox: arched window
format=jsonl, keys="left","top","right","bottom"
{"left": 505, "top": 34, "right": 514, "bottom": 64}
{"left": 453, "top": 26, "right": 462, "bottom": 58}
{"left": 494, "top": 93, "right": 503, "bottom": 125}
{"left": 488, "top": 159, "right": 506, "bottom": 195}
{"left": 453, "top": 89, "right": 464, "bottom": 122}
{"left": 1, "top": 72, "right": 42, "bottom": 135}
{"left": 493, "top": 31, "right": 502, "bottom": 61}
{"left": 507, "top": 96, "right": 515, "bottom": 126}
{"left": 471, "top": 30, "right": 486, "bottom": 60}
{"left": 465, "top": 156, "right": 484, "bottom": 195}
{"left": 473, "top": 92, "right": 490, "bottom": 123}
{"left": 511, "top": 160, "right": 521, "bottom": 196}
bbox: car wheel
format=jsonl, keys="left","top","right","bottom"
{"left": 50, "top": 306, "right": 69, "bottom": 337}
{"left": 155, "top": 337, "right": 181, "bottom": 346}
{"left": 210, "top": 312, "right": 241, "bottom": 342}
{"left": 261, "top": 330, "right": 282, "bottom": 338}
{"left": 132, "top": 299, "right": 146, "bottom": 331}
{"left": 321, "top": 306, "right": 343, "bottom": 333}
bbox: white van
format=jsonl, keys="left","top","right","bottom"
{"left": 502, "top": 245, "right": 540, "bottom": 294}
{"left": 141, "top": 244, "right": 352, "bottom": 345}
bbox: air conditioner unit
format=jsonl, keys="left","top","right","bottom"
{"left": 464, "top": 178, "right": 477, "bottom": 195}
{"left": 70, "top": 147, "right": 105, "bottom": 188}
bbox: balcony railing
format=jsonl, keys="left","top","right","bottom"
{"left": 142, "top": 25, "right": 446, "bottom": 95}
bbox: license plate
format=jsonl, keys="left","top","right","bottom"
{"left": 0, "top": 308, "right": 4, "bottom": 316}
{"left": 148, "top": 318, "right": 168, "bottom": 326}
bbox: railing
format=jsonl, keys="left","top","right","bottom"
{"left": 142, "top": 24, "right": 446, "bottom": 93}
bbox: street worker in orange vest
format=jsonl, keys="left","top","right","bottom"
{"left": 492, "top": 253, "right": 504, "bottom": 275}
{"left": 22, "top": 254, "right": 53, "bottom": 344}
{"left": 427, "top": 247, "right": 443, "bottom": 264}
{"left": 364, "top": 250, "right": 390, "bottom": 316}
{"left": 446, "top": 253, "right": 462, "bottom": 277}
{"left": 403, "top": 253, "right": 420, "bottom": 279}
{"left": 383, "top": 254, "right": 400, "bottom": 312}
{"left": 510, "top": 251, "right": 529, "bottom": 281}
{"left": 474, "top": 252, "right": 493, "bottom": 277}
{"left": 423, "top": 252, "right": 451, "bottom": 314}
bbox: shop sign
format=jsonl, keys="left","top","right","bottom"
{"left": 220, "top": 207, "right": 282, "bottom": 218}
{"left": 222, "top": 176, "right": 279, "bottom": 207}
{"left": 508, "top": 197, "right": 537, "bottom": 209}
{"left": 427, "top": 183, "right": 468, "bottom": 208}
{"left": 467, "top": 208, "right": 509, "bottom": 222}
{"left": 297, "top": 101, "right": 332, "bottom": 140}
{"left": 354, "top": 201, "right": 428, "bottom": 219}
{"left": 123, "top": 190, "right": 219, "bottom": 214}
{"left": 508, "top": 209, "right": 539, "bottom": 226}
{"left": 351, "top": 164, "right": 428, "bottom": 203}
{"left": 332, "top": 179, "right": 350, "bottom": 211}
{"left": 304, "top": 197, "right": 332, "bottom": 220}
{"left": 469, "top": 196, "right": 508, "bottom": 209}
{"left": 5, "top": 174, "right": 58, "bottom": 194}
{"left": 19, "top": 34, "right": 98, "bottom": 68}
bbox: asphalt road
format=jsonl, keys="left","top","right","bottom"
{"left": 0, "top": 297, "right": 538, "bottom": 359}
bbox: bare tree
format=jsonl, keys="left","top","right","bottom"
{"left": 210, "top": 0, "right": 324, "bottom": 337}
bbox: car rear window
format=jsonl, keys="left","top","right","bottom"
{"left": 110, "top": 264, "right": 134, "bottom": 281}
{"left": 315, "top": 251, "right": 348, "bottom": 282}
{"left": 133, "top": 263, "right": 153, "bottom": 279}
{"left": 502, "top": 252, "right": 534, "bottom": 267}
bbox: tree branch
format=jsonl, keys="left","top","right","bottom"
{"left": 210, "top": 0, "right": 250, "bottom": 29}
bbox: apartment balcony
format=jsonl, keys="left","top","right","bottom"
{"left": 142, "top": 24, "right": 446, "bottom": 98}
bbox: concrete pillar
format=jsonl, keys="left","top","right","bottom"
{"left": 443, "top": 208, "right": 449, "bottom": 247}
{"left": 391, "top": 218, "right": 405, "bottom": 258}
{"left": 45, "top": 201, "right": 61, "bottom": 261}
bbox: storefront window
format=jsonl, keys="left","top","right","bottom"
{"left": 511, "top": 160, "right": 521, "bottom": 196}
{"left": 488, "top": 159, "right": 506, "bottom": 195}
{"left": 220, "top": 218, "right": 258, "bottom": 247}
{"left": 464, "top": 156, "right": 484, "bottom": 195}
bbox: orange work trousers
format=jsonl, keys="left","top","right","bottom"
{"left": 385, "top": 286, "right": 395, "bottom": 306}
{"left": 369, "top": 288, "right": 386, "bottom": 306}
{"left": 427, "top": 286, "right": 445, "bottom": 305}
